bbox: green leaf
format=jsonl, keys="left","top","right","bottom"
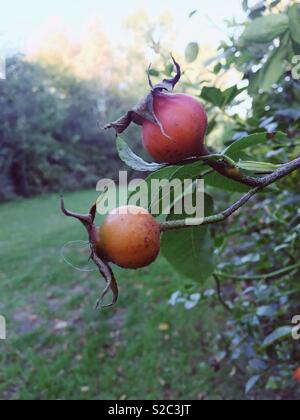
{"left": 262, "top": 326, "right": 292, "bottom": 348}
{"left": 249, "top": 358, "right": 268, "bottom": 370}
{"left": 242, "top": 0, "right": 248, "bottom": 12}
{"left": 259, "top": 34, "right": 289, "bottom": 91}
{"left": 164, "top": 63, "right": 174, "bottom": 77}
{"left": 148, "top": 68, "right": 160, "bottom": 77}
{"left": 204, "top": 170, "right": 251, "bottom": 193}
{"left": 127, "top": 162, "right": 206, "bottom": 215}
{"left": 213, "top": 63, "right": 222, "bottom": 75}
{"left": 270, "top": 0, "right": 281, "bottom": 9}
{"left": 201, "top": 87, "right": 224, "bottom": 107}
{"left": 249, "top": 32, "right": 290, "bottom": 93}
{"left": 144, "top": 162, "right": 206, "bottom": 215}
{"left": 291, "top": 38, "right": 300, "bottom": 55}
{"left": 288, "top": 4, "right": 300, "bottom": 44}
{"left": 161, "top": 194, "right": 215, "bottom": 283}
{"left": 169, "top": 161, "right": 206, "bottom": 180}
{"left": 127, "top": 165, "right": 179, "bottom": 210}
{"left": 201, "top": 85, "right": 245, "bottom": 108}
{"left": 248, "top": 67, "right": 263, "bottom": 95}
{"left": 248, "top": 1, "right": 266, "bottom": 19}
{"left": 116, "top": 137, "right": 165, "bottom": 172}
{"left": 222, "top": 85, "right": 246, "bottom": 107}
{"left": 237, "top": 160, "right": 280, "bottom": 173}
{"left": 206, "top": 136, "right": 286, "bottom": 193}
{"left": 207, "top": 116, "right": 217, "bottom": 135}
{"left": 245, "top": 375, "right": 261, "bottom": 394}
{"left": 239, "top": 13, "right": 289, "bottom": 45}
{"left": 224, "top": 132, "right": 287, "bottom": 156}
{"left": 185, "top": 42, "right": 199, "bottom": 63}
{"left": 203, "top": 150, "right": 254, "bottom": 193}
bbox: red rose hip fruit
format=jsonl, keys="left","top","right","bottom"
{"left": 142, "top": 93, "right": 208, "bottom": 163}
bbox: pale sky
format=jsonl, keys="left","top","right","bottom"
{"left": 0, "top": 0, "right": 246, "bottom": 54}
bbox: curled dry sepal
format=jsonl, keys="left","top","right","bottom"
{"left": 60, "top": 197, "right": 118, "bottom": 308}
{"left": 104, "top": 55, "right": 181, "bottom": 136}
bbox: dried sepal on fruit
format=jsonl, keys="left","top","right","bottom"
{"left": 104, "top": 56, "right": 208, "bottom": 164}
{"left": 61, "top": 199, "right": 161, "bottom": 308}
{"left": 104, "top": 54, "right": 181, "bottom": 135}
{"left": 61, "top": 197, "right": 118, "bottom": 308}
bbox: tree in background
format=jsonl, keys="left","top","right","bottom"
{"left": 0, "top": 15, "right": 183, "bottom": 200}
{"left": 0, "top": 56, "right": 134, "bottom": 200}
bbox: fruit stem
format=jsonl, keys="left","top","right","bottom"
{"left": 197, "top": 153, "right": 237, "bottom": 168}
{"left": 214, "top": 274, "right": 233, "bottom": 313}
{"left": 159, "top": 156, "right": 300, "bottom": 231}
{"left": 178, "top": 151, "right": 265, "bottom": 188}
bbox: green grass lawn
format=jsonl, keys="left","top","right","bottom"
{"left": 0, "top": 190, "right": 239, "bottom": 400}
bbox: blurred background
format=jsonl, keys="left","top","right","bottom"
{"left": 0, "top": 0, "right": 247, "bottom": 200}
{"left": 0, "top": 0, "right": 300, "bottom": 400}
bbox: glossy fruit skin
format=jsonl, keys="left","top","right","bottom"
{"left": 294, "top": 367, "right": 300, "bottom": 382}
{"left": 142, "top": 93, "right": 208, "bottom": 163}
{"left": 97, "top": 206, "right": 161, "bottom": 269}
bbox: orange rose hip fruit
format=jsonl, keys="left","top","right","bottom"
{"left": 97, "top": 206, "right": 161, "bottom": 269}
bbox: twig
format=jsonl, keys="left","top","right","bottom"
{"left": 216, "top": 262, "right": 300, "bottom": 281}
{"left": 214, "top": 274, "right": 233, "bottom": 313}
{"left": 159, "top": 156, "right": 300, "bottom": 231}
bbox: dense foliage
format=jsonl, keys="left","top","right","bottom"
{"left": 205, "top": 0, "right": 300, "bottom": 398}
{"left": 114, "top": 0, "right": 300, "bottom": 399}
{"left": 183, "top": 0, "right": 300, "bottom": 399}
